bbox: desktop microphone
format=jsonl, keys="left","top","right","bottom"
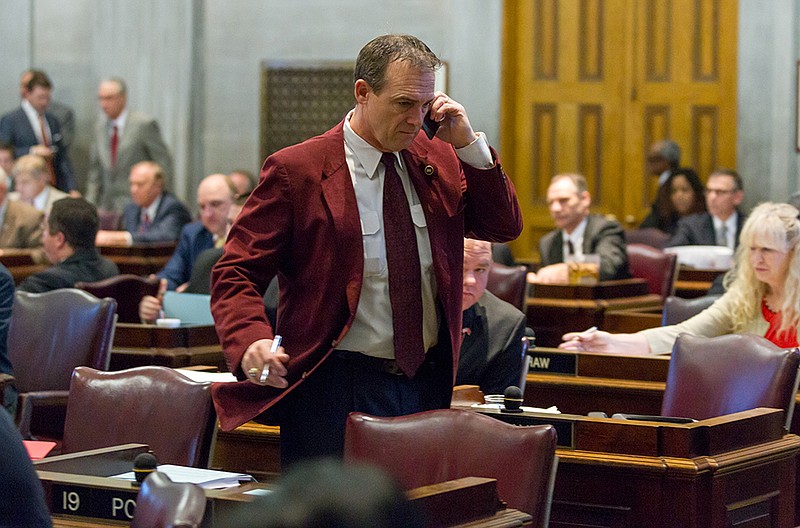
{"left": 501, "top": 386, "right": 524, "bottom": 413}
{"left": 133, "top": 452, "right": 158, "bottom": 486}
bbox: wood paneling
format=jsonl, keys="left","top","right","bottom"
{"left": 502, "top": 0, "right": 738, "bottom": 259}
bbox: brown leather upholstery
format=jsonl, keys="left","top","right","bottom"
{"left": 62, "top": 366, "right": 216, "bottom": 467}
{"left": 486, "top": 262, "right": 528, "bottom": 311}
{"left": 626, "top": 243, "right": 678, "bottom": 299}
{"left": 9, "top": 289, "right": 117, "bottom": 438}
{"left": 131, "top": 471, "right": 206, "bottom": 528}
{"left": 344, "top": 409, "right": 557, "bottom": 524}
{"left": 661, "top": 334, "right": 800, "bottom": 429}
{"left": 76, "top": 274, "right": 161, "bottom": 323}
{"left": 624, "top": 227, "right": 671, "bottom": 249}
{"left": 661, "top": 294, "right": 721, "bottom": 325}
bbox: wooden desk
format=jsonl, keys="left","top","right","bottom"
{"left": 0, "top": 248, "right": 48, "bottom": 284}
{"left": 211, "top": 409, "right": 800, "bottom": 528}
{"left": 674, "top": 266, "right": 725, "bottom": 298}
{"left": 525, "top": 279, "right": 662, "bottom": 347}
{"left": 109, "top": 323, "right": 224, "bottom": 371}
{"left": 601, "top": 306, "right": 663, "bottom": 333}
{"left": 98, "top": 243, "right": 175, "bottom": 276}
{"left": 40, "top": 445, "right": 531, "bottom": 528}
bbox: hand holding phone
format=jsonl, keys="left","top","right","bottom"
{"left": 422, "top": 110, "right": 440, "bottom": 140}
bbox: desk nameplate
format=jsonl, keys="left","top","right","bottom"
{"left": 529, "top": 350, "right": 577, "bottom": 375}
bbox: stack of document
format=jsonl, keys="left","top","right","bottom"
{"left": 111, "top": 464, "right": 254, "bottom": 489}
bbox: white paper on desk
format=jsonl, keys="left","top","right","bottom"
{"left": 175, "top": 369, "right": 237, "bottom": 383}
{"left": 110, "top": 464, "right": 254, "bottom": 489}
{"left": 471, "top": 403, "right": 561, "bottom": 414}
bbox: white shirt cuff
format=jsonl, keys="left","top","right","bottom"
{"left": 455, "top": 132, "right": 493, "bottom": 169}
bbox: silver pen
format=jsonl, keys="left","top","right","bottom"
{"left": 260, "top": 335, "right": 282, "bottom": 383}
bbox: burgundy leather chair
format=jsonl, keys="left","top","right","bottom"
{"left": 486, "top": 263, "right": 528, "bottom": 311}
{"left": 626, "top": 243, "right": 678, "bottom": 299}
{"left": 8, "top": 289, "right": 117, "bottom": 439}
{"left": 131, "top": 472, "right": 206, "bottom": 528}
{"left": 344, "top": 409, "right": 558, "bottom": 525}
{"left": 661, "top": 294, "right": 721, "bottom": 325}
{"left": 662, "top": 334, "right": 800, "bottom": 430}
{"left": 76, "top": 274, "right": 161, "bottom": 323}
{"left": 62, "top": 366, "right": 216, "bottom": 467}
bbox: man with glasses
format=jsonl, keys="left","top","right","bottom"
{"left": 137, "top": 173, "right": 237, "bottom": 322}
{"left": 667, "top": 168, "right": 746, "bottom": 250}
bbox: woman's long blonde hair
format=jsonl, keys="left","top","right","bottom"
{"left": 723, "top": 202, "right": 800, "bottom": 339}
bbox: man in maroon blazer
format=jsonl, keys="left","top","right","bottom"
{"left": 211, "top": 34, "right": 522, "bottom": 466}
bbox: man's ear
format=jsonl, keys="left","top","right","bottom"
{"left": 53, "top": 230, "right": 67, "bottom": 249}
{"left": 354, "top": 79, "right": 371, "bottom": 105}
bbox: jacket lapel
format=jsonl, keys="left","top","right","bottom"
{"left": 319, "top": 124, "right": 362, "bottom": 320}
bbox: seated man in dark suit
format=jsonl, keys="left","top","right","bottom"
{"left": 18, "top": 198, "right": 119, "bottom": 293}
{"left": 667, "top": 168, "right": 746, "bottom": 250}
{"left": 0, "top": 404, "right": 52, "bottom": 527}
{"left": 95, "top": 161, "right": 191, "bottom": 245}
{"left": 137, "top": 174, "right": 237, "bottom": 320}
{"left": 456, "top": 239, "right": 526, "bottom": 395}
{"left": 534, "top": 173, "right": 630, "bottom": 283}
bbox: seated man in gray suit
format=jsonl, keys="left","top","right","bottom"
{"left": 456, "top": 238, "right": 526, "bottom": 395}
{"left": 0, "top": 167, "right": 42, "bottom": 249}
{"left": 533, "top": 173, "right": 630, "bottom": 283}
{"left": 666, "top": 168, "right": 746, "bottom": 251}
{"left": 95, "top": 161, "right": 190, "bottom": 245}
{"left": 87, "top": 77, "right": 174, "bottom": 213}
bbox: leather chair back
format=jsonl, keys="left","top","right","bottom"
{"left": 76, "top": 274, "right": 160, "bottom": 323}
{"left": 661, "top": 334, "right": 800, "bottom": 429}
{"left": 486, "top": 263, "right": 528, "bottom": 311}
{"left": 131, "top": 472, "right": 206, "bottom": 528}
{"left": 626, "top": 243, "right": 678, "bottom": 299}
{"left": 345, "top": 409, "right": 557, "bottom": 525}
{"left": 62, "top": 366, "right": 216, "bottom": 467}
{"left": 8, "top": 289, "right": 116, "bottom": 392}
{"left": 624, "top": 227, "right": 671, "bottom": 249}
{"left": 662, "top": 294, "right": 721, "bottom": 325}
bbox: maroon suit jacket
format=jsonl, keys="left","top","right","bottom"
{"left": 211, "top": 121, "right": 522, "bottom": 430}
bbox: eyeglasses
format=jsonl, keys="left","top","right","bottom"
{"left": 704, "top": 188, "right": 737, "bottom": 196}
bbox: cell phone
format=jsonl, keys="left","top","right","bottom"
{"left": 422, "top": 110, "right": 439, "bottom": 140}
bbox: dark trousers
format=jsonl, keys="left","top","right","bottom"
{"left": 278, "top": 338, "right": 453, "bottom": 469}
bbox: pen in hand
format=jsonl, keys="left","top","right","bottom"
{"left": 260, "top": 335, "right": 282, "bottom": 383}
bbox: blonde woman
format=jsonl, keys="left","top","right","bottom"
{"left": 561, "top": 202, "right": 800, "bottom": 354}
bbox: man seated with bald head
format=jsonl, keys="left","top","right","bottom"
{"left": 95, "top": 161, "right": 191, "bottom": 245}
{"left": 456, "top": 238, "right": 527, "bottom": 395}
{"left": 138, "top": 173, "right": 237, "bottom": 321}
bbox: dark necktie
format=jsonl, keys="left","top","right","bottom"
{"left": 139, "top": 213, "right": 151, "bottom": 233}
{"left": 110, "top": 124, "right": 119, "bottom": 168}
{"left": 381, "top": 152, "right": 424, "bottom": 377}
{"left": 566, "top": 238, "right": 575, "bottom": 256}
{"left": 38, "top": 114, "right": 56, "bottom": 186}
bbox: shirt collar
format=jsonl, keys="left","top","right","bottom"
{"left": 142, "top": 194, "right": 162, "bottom": 220}
{"left": 33, "top": 187, "right": 50, "bottom": 211}
{"left": 343, "top": 109, "right": 402, "bottom": 179}
{"left": 110, "top": 107, "right": 129, "bottom": 130}
{"left": 563, "top": 216, "right": 589, "bottom": 244}
{"left": 22, "top": 99, "right": 41, "bottom": 119}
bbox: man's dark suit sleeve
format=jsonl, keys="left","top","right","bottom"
{"left": 589, "top": 219, "right": 630, "bottom": 281}
{"left": 666, "top": 216, "right": 694, "bottom": 247}
{"left": 480, "top": 309, "right": 526, "bottom": 395}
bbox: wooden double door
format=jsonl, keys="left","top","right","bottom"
{"left": 501, "top": 0, "right": 738, "bottom": 260}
